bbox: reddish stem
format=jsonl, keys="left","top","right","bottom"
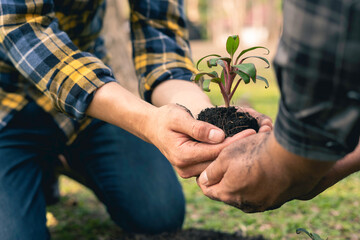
{"left": 224, "top": 97, "right": 230, "bottom": 108}
{"left": 229, "top": 78, "right": 241, "bottom": 102}
{"left": 223, "top": 62, "right": 231, "bottom": 95}
{"left": 218, "top": 82, "right": 230, "bottom": 107}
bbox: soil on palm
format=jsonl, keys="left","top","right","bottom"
{"left": 197, "top": 107, "right": 259, "bottom": 137}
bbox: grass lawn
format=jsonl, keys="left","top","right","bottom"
{"left": 47, "top": 69, "right": 360, "bottom": 239}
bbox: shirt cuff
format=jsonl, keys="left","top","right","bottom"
{"left": 274, "top": 101, "right": 349, "bottom": 161}
{"left": 63, "top": 75, "right": 116, "bottom": 120}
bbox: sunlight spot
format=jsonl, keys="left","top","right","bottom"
{"left": 46, "top": 212, "right": 59, "bottom": 227}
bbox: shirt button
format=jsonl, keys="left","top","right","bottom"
{"left": 326, "top": 141, "right": 336, "bottom": 148}
{"left": 347, "top": 91, "right": 360, "bottom": 101}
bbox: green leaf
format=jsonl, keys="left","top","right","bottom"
{"left": 233, "top": 63, "right": 256, "bottom": 84}
{"left": 220, "top": 70, "right": 225, "bottom": 85}
{"left": 207, "top": 57, "right": 231, "bottom": 68}
{"left": 196, "top": 54, "right": 221, "bottom": 70}
{"left": 240, "top": 56, "right": 270, "bottom": 68}
{"left": 202, "top": 79, "right": 211, "bottom": 92}
{"left": 234, "top": 70, "right": 250, "bottom": 84}
{"left": 216, "top": 59, "right": 226, "bottom": 69}
{"left": 256, "top": 75, "right": 269, "bottom": 88}
{"left": 211, "top": 77, "right": 223, "bottom": 84}
{"left": 191, "top": 71, "right": 218, "bottom": 83}
{"left": 226, "top": 35, "right": 240, "bottom": 57}
{"left": 235, "top": 46, "right": 270, "bottom": 64}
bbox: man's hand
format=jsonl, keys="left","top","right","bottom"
{"left": 146, "top": 103, "right": 257, "bottom": 178}
{"left": 197, "top": 132, "right": 335, "bottom": 212}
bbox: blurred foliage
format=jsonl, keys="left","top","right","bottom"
{"left": 188, "top": 0, "right": 284, "bottom": 40}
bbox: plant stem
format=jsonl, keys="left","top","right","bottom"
{"left": 224, "top": 96, "right": 230, "bottom": 107}
{"left": 223, "top": 62, "right": 231, "bottom": 95}
{"left": 229, "top": 78, "right": 241, "bottom": 101}
{"left": 218, "top": 83, "right": 230, "bottom": 107}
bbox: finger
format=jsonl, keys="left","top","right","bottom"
{"left": 258, "top": 118, "right": 273, "bottom": 130}
{"left": 181, "top": 128, "right": 256, "bottom": 164}
{"left": 197, "top": 179, "right": 244, "bottom": 211}
{"left": 173, "top": 110, "right": 225, "bottom": 144}
{"left": 175, "top": 161, "right": 212, "bottom": 179}
{"left": 198, "top": 178, "right": 266, "bottom": 213}
{"left": 223, "top": 129, "right": 256, "bottom": 144}
{"left": 178, "top": 140, "right": 224, "bottom": 164}
{"left": 258, "top": 125, "right": 272, "bottom": 133}
{"left": 196, "top": 177, "right": 222, "bottom": 201}
{"left": 239, "top": 107, "right": 273, "bottom": 129}
{"left": 198, "top": 156, "right": 229, "bottom": 187}
{"left": 239, "top": 107, "right": 263, "bottom": 117}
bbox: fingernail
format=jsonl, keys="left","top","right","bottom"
{"left": 199, "top": 171, "right": 209, "bottom": 186}
{"left": 208, "top": 129, "right": 224, "bottom": 142}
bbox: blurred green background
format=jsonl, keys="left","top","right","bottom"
{"left": 46, "top": 0, "right": 360, "bottom": 239}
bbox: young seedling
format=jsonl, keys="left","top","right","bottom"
{"left": 192, "top": 35, "right": 270, "bottom": 107}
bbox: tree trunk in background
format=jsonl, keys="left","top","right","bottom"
{"left": 208, "top": 0, "right": 247, "bottom": 45}
{"left": 230, "top": 0, "right": 247, "bottom": 37}
{"left": 186, "top": 0, "right": 200, "bottom": 23}
{"left": 267, "top": 0, "right": 281, "bottom": 41}
{"left": 102, "top": 0, "right": 139, "bottom": 96}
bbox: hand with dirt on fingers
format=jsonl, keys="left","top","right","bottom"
{"left": 197, "top": 132, "right": 335, "bottom": 212}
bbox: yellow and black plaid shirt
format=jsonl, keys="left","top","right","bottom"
{"left": 0, "top": 0, "right": 195, "bottom": 143}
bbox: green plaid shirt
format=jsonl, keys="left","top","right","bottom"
{"left": 274, "top": 0, "right": 360, "bottom": 161}
{"left": 0, "top": 0, "right": 195, "bottom": 143}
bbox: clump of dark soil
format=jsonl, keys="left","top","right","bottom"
{"left": 197, "top": 107, "right": 259, "bottom": 137}
{"left": 117, "top": 228, "right": 266, "bottom": 240}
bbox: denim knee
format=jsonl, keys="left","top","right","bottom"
{"left": 109, "top": 188, "right": 185, "bottom": 234}
{"left": 65, "top": 121, "right": 186, "bottom": 234}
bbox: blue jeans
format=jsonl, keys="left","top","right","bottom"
{"left": 0, "top": 102, "right": 185, "bottom": 239}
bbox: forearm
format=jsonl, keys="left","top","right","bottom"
{"left": 152, "top": 80, "right": 213, "bottom": 117}
{"left": 265, "top": 132, "right": 338, "bottom": 204}
{"left": 330, "top": 143, "right": 360, "bottom": 179}
{"left": 295, "top": 141, "right": 360, "bottom": 201}
{"left": 267, "top": 132, "right": 335, "bottom": 183}
{"left": 86, "top": 82, "right": 155, "bottom": 142}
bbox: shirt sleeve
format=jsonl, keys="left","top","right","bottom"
{"left": 129, "top": 0, "right": 197, "bottom": 102}
{"left": 0, "top": 0, "right": 116, "bottom": 120}
{"left": 273, "top": 0, "right": 360, "bottom": 161}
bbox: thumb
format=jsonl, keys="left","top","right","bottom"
{"left": 175, "top": 111, "right": 225, "bottom": 143}
{"left": 198, "top": 157, "right": 229, "bottom": 187}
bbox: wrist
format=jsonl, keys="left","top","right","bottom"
{"left": 151, "top": 80, "right": 213, "bottom": 117}
{"left": 140, "top": 106, "right": 162, "bottom": 145}
{"left": 87, "top": 82, "right": 156, "bottom": 142}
